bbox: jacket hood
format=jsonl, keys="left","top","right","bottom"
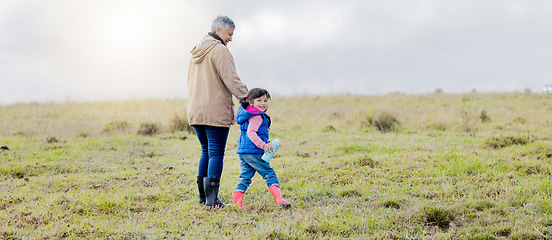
{"left": 235, "top": 105, "right": 266, "bottom": 124}
{"left": 190, "top": 34, "right": 221, "bottom": 64}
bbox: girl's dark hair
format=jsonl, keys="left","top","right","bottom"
{"left": 240, "top": 88, "right": 271, "bottom": 108}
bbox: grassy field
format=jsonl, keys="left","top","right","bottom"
{"left": 1, "top": 93, "right": 552, "bottom": 239}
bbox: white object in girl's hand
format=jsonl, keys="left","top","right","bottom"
{"left": 261, "top": 139, "right": 280, "bottom": 162}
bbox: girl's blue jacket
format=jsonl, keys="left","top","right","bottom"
{"left": 235, "top": 105, "right": 271, "bottom": 154}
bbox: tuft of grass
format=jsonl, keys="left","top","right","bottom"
{"left": 76, "top": 132, "right": 88, "bottom": 138}
{"left": 427, "top": 121, "right": 447, "bottom": 131}
{"left": 137, "top": 122, "right": 160, "bottom": 136}
{"left": 338, "top": 189, "right": 362, "bottom": 197}
{"left": 486, "top": 136, "right": 530, "bottom": 149}
{"left": 336, "top": 144, "right": 368, "bottom": 154}
{"left": 354, "top": 156, "right": 376, "bottom": 167}
{"left": 480, "top": 110, "right": 491, "bottom": 123}
{"left": 461, "top": 110, "right": 476, "bottom": 133}
{"left": 466, "top": 232, "right": 497, "bottom": 240}
{"left": 492, "top": 225, "right": 512, "bottom": 237}
{"left": 509, "top": 230, "right": 541, "bottom": 240}
{"left": 513, "top": 117, "right": 527, "bottom": 124}
{"left": 0, "top": 231, "right": 17, "bottom": 240}
{"left": 420, "top": 206, "right": 455, "bottom": 229}
{"left": 473, "top": 200, "right": 495, "bottom": 211}
{"left": 295, "top": 151, "right": 311, "bottom": 158}
{"left": 45, "top": 136, "right": 59, "bottom": 143}
{"left": 11, "top": 131, "right": 25, "bottom": 136}
{"left": 363, "top": 112, "right": 400, "bottom": 133}
{"left": 322, "top": 125, "right": 337, "bottom": 133}
{"left": 542, "top": 218, "right": 552, "bottom": 227}
{"left": 169, "top": 112, "right": 194, "bottom": 134}
{"left": 101, "top": 121, "right": 129, "bottom": 134}
{"left": 264, "top": 231, "right": 291, "bottom": 240}
{"left": 381, "top": 200, "right": 401, "bottom": 209}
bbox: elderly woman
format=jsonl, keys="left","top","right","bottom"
{"left": 187, "top": 16, "right": 248, "bottom": 208}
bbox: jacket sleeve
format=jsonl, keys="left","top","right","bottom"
{"left": 212, "top": 45, "right": 248, "bottom": 100}
{"left": 247, "top": 115, "right": 266, "bottom": 149}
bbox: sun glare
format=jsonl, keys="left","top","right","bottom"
{"left": 100, "top": 10, "right": 151, "bottom": 58}
{"left": 107, "top": 17, "right": 143, "bottom": 50}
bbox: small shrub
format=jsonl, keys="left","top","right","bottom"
{"left": 321, "top": 125, "right": 337, "bottom": 133}
{"left": 45, "top": 137, "right": 58, "bottom": 143}
{"left": 363, "top": 112, "right": 400, "bottom": 133}
{"left": 486, "top": 136, "right": 530, "bottom": 149}
{"left": 480, "top": 110, "right": 491, "bottom": 123}
{"left": 420, "top": 206, "right": 455, "bottom": 229}
{"left": 102, "top": 121, "right": 129, "bottom": 133}
{"left": 169, "top": 112, "right": 194, "bottom": 134}
{"left": 137, "top": 123, "right": 160, "bottom": 136}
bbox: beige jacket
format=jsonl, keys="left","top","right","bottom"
{"left": 187, "top": 34, "right": 248, "bottom": 128}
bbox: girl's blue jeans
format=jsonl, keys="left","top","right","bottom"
{"left": 235, "top": 153, "right": 280, "bottom": 193}
{"left": 193, "top": 125, "right": 229, "bottom": 178}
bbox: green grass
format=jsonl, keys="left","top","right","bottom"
{"left": 1, "top": 93, "right": 552, "bottom": 238}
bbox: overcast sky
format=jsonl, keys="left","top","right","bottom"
{"left": 1, "top": 0, "right": 551, "bottom": 104}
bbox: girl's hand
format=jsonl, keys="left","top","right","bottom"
{"left": 263, "top": 143, "right": 274, "bottom": 153}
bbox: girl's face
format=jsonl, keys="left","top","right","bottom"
{"left": 249, "top": 94, "right": 270, "bottom": 112}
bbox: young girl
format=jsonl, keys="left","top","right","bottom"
{"left": 232, "top": 88, "right": 291, "bottom": 209}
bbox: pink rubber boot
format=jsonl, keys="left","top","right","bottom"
{"left": 232, "top": 191, "right": 244, "bottom": 208}
{"left": 269, "top": 185, "right": 291, "bottom": 208}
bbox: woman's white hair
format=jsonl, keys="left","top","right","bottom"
{"left": 211, "top": 16, "right": 235, "bottom": 32}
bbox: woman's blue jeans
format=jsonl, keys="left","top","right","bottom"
{"left": 193, "top": 125, "right": 229, "bottom": 178}
{"left": 235, "top": 153, "right": 280, "bottom": 193}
